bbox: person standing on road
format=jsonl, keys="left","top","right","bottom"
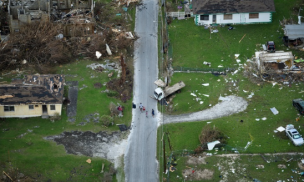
{"left": 139, "top": 103, "right": 143, "bottom": 112}
{"left": 152, "top": 109, "right": 155, "bottom": 118}
{"left": 146, "top": 111, "right": 148, "bottom": 118}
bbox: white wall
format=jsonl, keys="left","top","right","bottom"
{"left": 195, "top": 12, "right": 272, "bottom": 25}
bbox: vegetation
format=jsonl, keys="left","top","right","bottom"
{"left": 158, "top": 0, "right": 304, "bottom": 181}
{"left": 167, "top": 0, "right": 304, "bottom": 68}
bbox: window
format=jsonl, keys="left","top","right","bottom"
{"left": 249, "top": 13, "right": 259, "bottom": 19}
{"left": 29, "top": 105, "right": 34, "bottom": 110}
{"left": 200, "top": 15, "right": 209, "bottom": 21}
{"left": 50, "top": 105, "right": 56, "bottom": 110}
{"left": 4, "top": 106, "right": 15, "bottom": 112}
{"left": 224, "top": 14, "right": 232, "bottom": 20}
{"left": 35, "top": 105, "right": 39, "bottom": 107}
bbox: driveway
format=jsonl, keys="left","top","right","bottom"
{"left": 162, "top": 95, "right": 248, "bottom": 124}
{"left": 124, "top": 0, "right": 159, "bottom": 181}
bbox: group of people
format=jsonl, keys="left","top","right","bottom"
{"left": 139, "top": 103, "right": 155, "bottom": 118}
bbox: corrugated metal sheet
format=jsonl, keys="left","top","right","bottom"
{"left": 259, "top": 51, "right": 293, "bottom": 62}
{"left": 284, "top": 24, "right": 304, "bottom": 40}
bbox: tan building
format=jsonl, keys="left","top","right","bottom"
{"left": 7, "top": 0, "right": 93, "bottom": 34}
{"left": 0, "top": 74, "right": 64, "bottom": 118}
{"left": 8, "top": 0, "right": 51, "bottom": 33}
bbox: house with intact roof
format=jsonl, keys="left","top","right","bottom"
{"left": 0, "top": 74, "right": 64, "bottom": 118}
{"left": 192, "top": 0, "right": 275, "bottom": 26}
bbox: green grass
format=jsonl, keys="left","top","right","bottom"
{"left": 160, "top": 153, "right": 304, "bottom": 182}
{"left": 159, "top": 1, "right": 304, "bottom": 180}
{"left": 168, "top": 0, "right": 304, "bottom": 68}
{"left": 59, "top": 59, "right": 132, "bottom": 129}
{"left": 158, "top": 73, "right": 304, "bottom": 180}
{"left": 165, "top": 73, "right": 228, "bottom": 114}
{"left": 158, "top": 71, "right": 304, "bottom": 152}
{"left": 0, "top": 59, "right": 132, "bottom": 181}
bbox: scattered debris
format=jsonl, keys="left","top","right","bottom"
{"left": 106, "top": 44, "right": 112, "bottom": 55}
{"left": 244, "top": 141, "right": 252, "bottom": 150}
{"left": 276, "top": 126, "right": 285, "bottom": 132}
{"left": 86, "top": 159, "right": 91, "bottom": 163}
{"left": 154, "top": 79, "right": 166, "bottom": 87}
{"left": 270, "top": 107, "right": 279, "bottom": 115}
{"left": 207, "top": 141, "right": 220, "bottom": 150}
{"left": 96, "top": 51, "right": 102, "bottom": 59}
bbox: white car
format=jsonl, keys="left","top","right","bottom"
{"left": 286, "top": 124, "right": 304, "bottom": 146}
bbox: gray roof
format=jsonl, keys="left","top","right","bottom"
{"left": 284, "top": 24, "right": 304, "bottom": 40}
{"left": 0, "top": 74, "right": 64, "bottom": 105}
{"left": 193, "top": 0, "right": 275, "bottom": 15}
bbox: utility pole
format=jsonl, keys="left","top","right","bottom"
{"left": 162, "top": 133, "right": 166, "bottom": 173}
{"left": 166, "top": 132, "right": 172, "bottom": 151}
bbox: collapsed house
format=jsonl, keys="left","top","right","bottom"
{"left": 254, "top": 51, "right": 295, "bottom": 73}
{"left": 7, "top": 0, "right": 94, "bottom": 36}
{"left": 0, "top": 74, "right": 64, "bottom": 118}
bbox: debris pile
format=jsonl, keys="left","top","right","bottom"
{"left": 0, "top": 0, "right": 138, "bottom": 71}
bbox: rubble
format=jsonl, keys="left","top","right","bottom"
{"left": 0, "top": 0, "right": 138, "bottom": 70}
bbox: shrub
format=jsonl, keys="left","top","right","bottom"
{"left": 109, "top": 102, "right": 119, "bottom": 116}
{"left": 100, "top": 115, "right": 114, "bottom": 126}
{"left": 107, "top": 91, "right": 119, "bottom": 97}
{"left": 199, "top": 125, "right": 228, "bottom": 145}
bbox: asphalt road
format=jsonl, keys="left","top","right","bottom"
{"left": 124, "top": 0, "right": 159, "bottom": 181}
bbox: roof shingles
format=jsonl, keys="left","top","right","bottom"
{"left": 193, "top": 0, "right": 275, "bottom": 15}
{"left": 0, "top": 75, "right": 64, "bottom": 105}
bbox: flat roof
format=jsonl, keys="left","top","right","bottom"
{"left": 284, "top": 24, "right": 304, "bottom": 40}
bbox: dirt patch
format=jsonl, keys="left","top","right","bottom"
{"left": 94, "top": 82, "right": 102, "bottom": 88}
{"left": 186, "top": 154, "right": 208, "bottom": 165}
{"left": 182, "top": 168, "right": 214, "bottom": 180}
{"left": 44, "top": 130, "right": 128, "bottom": 164}
{"left": 77, "top": 113, "right": 100, "bottom": 126}
{"left": 278, "top": 164, "right": 287, "bottom": 169}
{"left": 216, "top": 155, "right": 242, "bottom": 182}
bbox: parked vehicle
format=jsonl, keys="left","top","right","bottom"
{"left": 154, "top": 81, "right": 185, "bottom": 101}
{"left": 266, "top": 41, "right": 275, "bottom": 52}
{"left": 292, "top": 98, "right": 304, "bottom": 115}
{"left": 285, "top": 124, "right": 304, "bottom": 146}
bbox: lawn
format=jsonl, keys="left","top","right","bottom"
{"left": 159, "top": 152, "right": 304, "bottom": 182}
{"left": 0, "top": 59, "right": 133, "bottom": 181}
{"left": 168, "top": 0, "right": 304, "bottom": 68}
{"left": 158, "top": 0, "right": 304, "bottom": 180}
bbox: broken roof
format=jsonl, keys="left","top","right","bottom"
{"left": 284, "top": 24, "right": 304, "bottom": 40}
{"left": 192, "top": 0, "right": 275, "bottom": 15}
{"left": 258, "top": 51, "right": 294, "bottom": 62}
{"left": 0, "top": 74, "right": 64, "bottom": 105}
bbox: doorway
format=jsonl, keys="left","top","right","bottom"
{"left": 42, "top": 105, "right": 47, "bottom": 114}
{"left": 213, "top": 15, "right": 216, "bottom": 23}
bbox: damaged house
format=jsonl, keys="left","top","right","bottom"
{"left": 0, "top": 74, "right": 64, "bottom": 118}
{"left": 7, "top": 0, "right": 94, "bottom": 36}
{"left": 255, "top": 51, "right": 294, "bottom": 74}
{"left": 192, "top": 0, "right": 275, "bottom": 26}
{"left": 283, "top": 23, "right": 304, "bottom": 48}
{"left": 8, "top": 0, "right": 51, "bottom": 33}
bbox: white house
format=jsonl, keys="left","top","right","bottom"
{"left": 192, "top": 0, "right": 275, "bottom": 26}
